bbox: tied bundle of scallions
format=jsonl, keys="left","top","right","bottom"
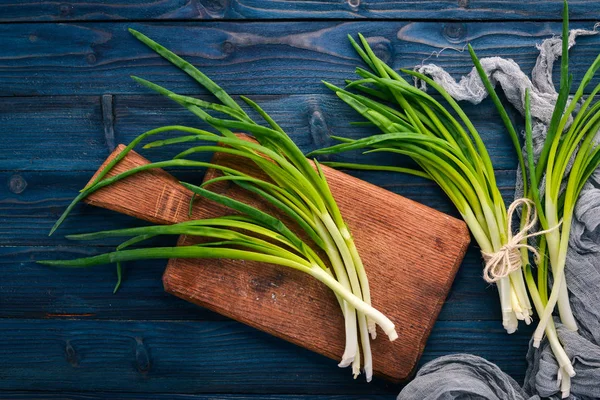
{"left": 310, "top": 3, "right": 600, "bottom": 396}
{"left": 518, "top": 4, "right": 600, "bottom": 395}
{"left": 40, "top": 29, "right": 398, "bottom": 381}
{"left": 308, "top": 35, "right": 533, "bottom": 334}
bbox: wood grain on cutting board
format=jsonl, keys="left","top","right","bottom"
{"left": 85, "top": 142, "right": 470, "bottom": 382}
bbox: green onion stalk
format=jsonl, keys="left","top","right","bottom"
{"left": 310, "top": 3, "right": 599, "bottom": 394}
{"left": 468, "top": 12, "right": 574, "bottom": 393}
{"left": 531, "top": 8, "right": 600, "bottom": 345}
{"left": 40, "top": 29, "right": 398, "bottom": 381}
{"left": 475, "top": 4, "right": 600, "bottom": 396}
{"left": 308, "top": 34, "right": 534, "bottom": 334}
{"left": 518, "top": 3, "right": 600, "bottom": 395}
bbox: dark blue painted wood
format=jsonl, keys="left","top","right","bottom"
{"left": 115, "top": 95, "right": 523, "bottom": 170}
{"left": 1, "top": 22, "right": 598, "bottom": 97}
{"left": 0, "top": 164, "right": 515, "bottom": 323}
{"left": 1, "top": 7, "right": 589, "bottom": 398}
{"left": 0, "top": 319, "right": 532, "bottom": 394}
{"left": 1, "top": 0, "right": 599, "bottom": 21}
{"left": 0, "top": 169, "right": 516, "bottom": 245}
{"left": 1, "top": 95, "right": 521, "bottom": 172}
{"left": 0, "top": 243, "right": 504, "bottom": 321}
{"left": 0, "top": 80, "right": 530, "bottom": 396}
{"left": 0, "top": 96, "right": 106, "bottom": 171}
{"left": 0, "top": 394, "right": 391, "bottom": 400}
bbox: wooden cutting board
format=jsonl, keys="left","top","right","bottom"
{"left": 84, "top": 140, "right": 470, "bottom": 383}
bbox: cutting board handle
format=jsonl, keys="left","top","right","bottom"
{"left": 85, "top": 145, "right": 207, "bottom": 224}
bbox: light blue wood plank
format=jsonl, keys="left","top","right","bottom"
{"left": 0, "top": 22, "right": 597, "bottom": 97}
{"left": 0, "top": 0, "right": 597, "bottom": 21}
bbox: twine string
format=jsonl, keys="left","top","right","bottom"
{"left": 481, "top": 198, "right": 562, "bottom": 283}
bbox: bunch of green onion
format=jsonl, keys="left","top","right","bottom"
{"left": 40, "top": 29, "right": 398, "bottom": 381}
{"left": 470, "top": 6, "right": 600, "bottom": 393}
{"left": 308, "top": 34, "right": 533, "bottom": 334}
{"left": 519, "top": 4, "right": 600, "bottom": 395}
{"left": 310, "top": 3, "right": 600, "bottom": 396}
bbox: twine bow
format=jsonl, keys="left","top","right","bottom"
{"left": 481, "top": 198, "right": 561, "bottom": 283}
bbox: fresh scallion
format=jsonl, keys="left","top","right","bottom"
{"left": 308, "top": 33, "right": 533, "bottom": 334}
{"left": 310, "top": 4, "right": 599, "bottom": 395}
{"left": 41, "top": 29, "right": 398, "bottom": 381}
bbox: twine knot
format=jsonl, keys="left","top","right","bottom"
{"left": 482, "top": 246, "right": 523, "bottom": 283}
{"left": 481, "top": 198, "right": 560, "bottom": 283}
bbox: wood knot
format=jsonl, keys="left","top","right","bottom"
{"left": 200, "top": 0, "right": 228, "bottom": 13}
{"left": 362, "top": 37, "right": 393, "bottom": 64}
{"left": 59, "top": 3, "right": 73, "bottom": 17}
{"left": 443, "top": 23, "right": 467, "bottom": 43}
{"left": 347, "top": 0, "right": 360, "bottom": 11}
{"left": 135, "top": 338, "right": 151, "bottom": 373}
{"left": 222, "top": 41, "right": 235, "bottom": 55}
{"left": 65, "top": 340, "right": 79, "bottom": 367}
{"left": 434, "top": 237, "right": 444, "bottom": 252}
{"left": 9, "top": 175, "right": 27, "bottom": 194}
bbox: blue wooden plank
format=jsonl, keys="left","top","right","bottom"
{"left": 1, "top": 22, "right": 598, "bottom": 97}
{"left": 0, "top": 96, "right": 106, "bottom": 171}
{"left": 0, "top": 242, "right": 505, "bottom": 321}
{"left": 0, "top": 394, "right": 391, "bottom": 400}
{"left": 114, "top": 94, "right": 521, "bottom": 170}
{"left": 0, "top": 245, "right": 221, "bottom": 321}
{"left": 0, "top": 0, "right": 598, "bottom": 21}
{"left": 0, "top": 16, "right": 562, "bottom": 398}
{"left": 0, "top": 319, "right": 532, "bottom": 393}
{"left": 0, "top": 168, "right": 517, "bottom": 245}
{"left": 1, "top": 94, "right": 520, "bottom": 172}
{"left": 0, "top": 170, "right": 203, "bottom": 246}
{"left": 0, "top": 171, "right": 513, "bottom": 322}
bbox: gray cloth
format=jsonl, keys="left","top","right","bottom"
{"left": 399, "top": 26, "right": 600, "bottom": 400}
{"left": 400, "top": 354, "right": 536, "bottom": 400}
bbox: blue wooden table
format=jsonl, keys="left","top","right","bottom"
{"left": 2, "top": 1, "right": 599, "bottom": 398}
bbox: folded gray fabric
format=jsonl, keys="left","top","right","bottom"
{"left": 398, "top": 354, "right": 534, "bottom": 400}
{"left": 399, "top": 26, "right": 600, "bottom": 400}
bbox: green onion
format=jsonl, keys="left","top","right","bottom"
{"left": 41, "top": 29, "right": 398, "bottom": 381}
{"left": 482, "top": 4, "right": 600, "bottom": 395}
{"left": 522, "top": 3, "right": 600, "bottom": 395}
{"left": 308, "top": 34, "right": 533, "bottom": 334}
{"left": 311, "top": 3, "right": 599, "bottom": 395}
